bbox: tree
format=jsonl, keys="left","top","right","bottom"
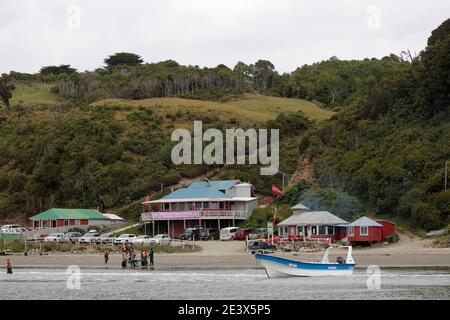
{"left": 253, "top": 60, "right": 276, "bottom": 91}
{"left": 104, "top": 52, "right": 144, "bottom": 68}
{"left": 40, "top": 65, "right": 77, "bottom": 75}
{"left": 0, "top": 75, "right": 16, "bottom": 109}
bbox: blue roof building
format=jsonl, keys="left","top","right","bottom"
{"left": 141, "top": 179, "right": 258, "bottom": 237}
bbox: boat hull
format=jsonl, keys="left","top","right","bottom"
{"left": 256, "top": 254, "right": 355, "bottom": 277}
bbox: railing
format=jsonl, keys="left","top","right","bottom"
{"left": 141, "top": 210, "right": 248, "bottom": 222}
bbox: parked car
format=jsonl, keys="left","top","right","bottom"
{"left": 95, "top": 233, "right": 116, "bottom": 244}
{"left": 64, "top": 232, "right": 82, "bottom": 244}
{"left": 248, "top": 241, "right": 277, "bottom": 254}
{"left": 131, "top": 235, "right": 151, "bottom": 245}
{"left": 220, "top": 227, "right": 239, "bottom": 240}
{"left": 0, "top": 224, "right": 21, "bottom": 233}
{"left": 114, "top": 234, "right": 137, "bottom": 245}
{"left": 199, "top": 228, "right": 219, "bottom": 240}
{"left": 234, "top": 228, "right": 254, "bottom": 240}
{"left": 78, "top": 230, "right": 101, "bottom": 244}
{"left": 249, "top": 228, "right": 268, "bottom": 240}
{"left": 44, "top": 233, "right": 64, "bottom": 242}
{"left": 180, "top": 228, "right": 202, "bottom": 241}
{"left": 150, "top": 234, "right": 171, "bottom": 244}
{"left": 44, "top": 233, "right": 65, "bottom": 243}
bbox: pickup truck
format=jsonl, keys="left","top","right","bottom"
{"left": 247, "top": 241, "right": 277, "bottom": 254}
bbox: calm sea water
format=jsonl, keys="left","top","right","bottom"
{"left": 0, "top": 268, "right": 449, "bottom": 300}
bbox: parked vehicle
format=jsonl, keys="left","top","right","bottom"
{"left": 248, "top": 241, "right": 277, "bottom": 254}
{"left": 234, "top": 228, "right": 254, "bottom": 240}
{"left": 64, "top": 232, "right": 82, "bottom": 244}
{"left": 150, "top": 234, "right": 171, "bottom": 244}
{"left": 95, "top": 233, "right": 116, "bottom": 244}
{"left": 249, "top": 228, "right": 268, "bottom": 240}
{"left": 44, "top": 233, "right": 65, "bottom": 243}
{"left": 199, "top": 228, "right": 219, "bottom": 240}
{"left": 180, "top": 228, "right": 202, "bottom": 241}
{"left": 78, "top": 230, "right": 101, "bottom": 244}
{"left": 0, "top": 224, "right": 21, "bottom": 233}
{"left": 114, "top": 234, "right": 136, "bottom": 245}
{"left": 131, "top": 235, "right": 151, "bottom": 245}
{"left": 220, "top": 227, "right": 239, "bottom": 241}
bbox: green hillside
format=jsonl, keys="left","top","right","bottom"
{"left": 0, "top": 18, "right": 448, "bottom": 232}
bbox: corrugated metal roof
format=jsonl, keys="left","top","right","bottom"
{"left": 102, "top": 214, "right": 124, "bottom": 221}
{"left": 188, "top": 180, "right": 240, "bottom": 190}
{"left": 29, "top": 208, "right": 106, "bottom": 220}
{"left": 291, "top": 203, "right": 309, "bottom": 210}
{"left": 160, "top": 180, "right": 240, "bottom": 200}
{"left": 348, "top": 216, "right": 382, "bottom": 227}
{"left": 278, "top": 211, "right": 348, "bottom": 226}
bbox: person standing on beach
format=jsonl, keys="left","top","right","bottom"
{"left": 6, "top": 258, "right": 13, "bottom": 274}
{"left": 104, "top": 249, "right": 110, "bottom": 264}
{"left": 149, "top": 248, "right": 154, "bottom": 266}
{"left": 121, "top": 243, "right": 127, "bottom": 260}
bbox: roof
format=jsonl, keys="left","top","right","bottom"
{"left": 29, "top": 208, "right": 106, "bottom": 220}
{"left": 278, "top": 211, "right": 348, "bottom": 226}
{"left": 146, "top": 180, "right": 254, "bottom": 203}
{"left": 348, "top": 216, "right": 383, "bottom": 227}
{"left": 102, "top": 214, "right": 124, "bottom": 221}
{"left": 291, "top": 203, "right": 309, "bottom": 210}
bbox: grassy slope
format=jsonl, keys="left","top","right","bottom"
{"left": 92, "top": 93, "right": 335, "bottom": 125}
{"left": 11, "top": 82, "right": 58, "bottom": 105}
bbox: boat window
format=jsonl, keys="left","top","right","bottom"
{"left": 360, "top": 226, "right": 369, "bottom": 236}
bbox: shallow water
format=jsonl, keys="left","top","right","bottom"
{"left": 0, "top": 268, "right": 449, "bottom": 300}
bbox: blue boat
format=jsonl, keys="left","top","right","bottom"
{"left": 255, "top": 246, "right": 356, "bottom": 277}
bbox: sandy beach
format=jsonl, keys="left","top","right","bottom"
{"left": 1, "top": 234, "right": 449, "bottom": 270}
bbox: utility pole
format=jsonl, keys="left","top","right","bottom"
{"left": 445, "top": 161, "right": 449, "bottom": 191}
{"left": 278, "top": 170, "right": 291, "bottom": 190}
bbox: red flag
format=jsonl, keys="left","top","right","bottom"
{"left": 271, "top": 184, "right": 285, "bottom": 197}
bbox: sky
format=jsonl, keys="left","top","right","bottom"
{"left": 0, "top": 0, "right": 449, "bottom": 74}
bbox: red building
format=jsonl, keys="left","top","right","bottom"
{"left": 347, "top": 216, "right": 396, "bottom": 244}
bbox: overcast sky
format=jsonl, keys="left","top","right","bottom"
{"left": 1, "top": 0, "right": 449, "bottom": 73}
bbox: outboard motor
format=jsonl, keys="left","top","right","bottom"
{"left": 336, "top": 256, "right": 346, "bottom": 264}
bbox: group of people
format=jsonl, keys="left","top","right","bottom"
{"left": 117, "top": 243, "right": 154, "bottom": 268}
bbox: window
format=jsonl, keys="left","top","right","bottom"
{"left": 360, "top": 226, "right": 369, "bottom": 236}
{"left": 319, "top": 226, "right": 327, "bottom": 235}
{"left": 297, "top": 227, "right": 303, "bottom": 235}
{"left": 186, "top": 203, "right": 193, "bottom": 211}
{"left": 195, "top": 202, "right": 202, "bottom": 210}
{"left": 163, "top": 203, "right": 170, "bottom": 211}
{"left": 202, "top": 202, "right": 209, "bottom": 209}
{"left": 348, "top": 227, "right": 354, "bottom": 236}
{"left": 211, "top": 202, "right": 220, "bottom": 209}
{"left": 64, "top": 220, "right": 69, "bottom": 226}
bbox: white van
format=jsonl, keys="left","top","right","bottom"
{"left": 220, "top": 227, "right": 239, "bottom": 241}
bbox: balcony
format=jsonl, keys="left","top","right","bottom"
{"left": 141, "top": 210, "right": 248, "bottom": 222}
